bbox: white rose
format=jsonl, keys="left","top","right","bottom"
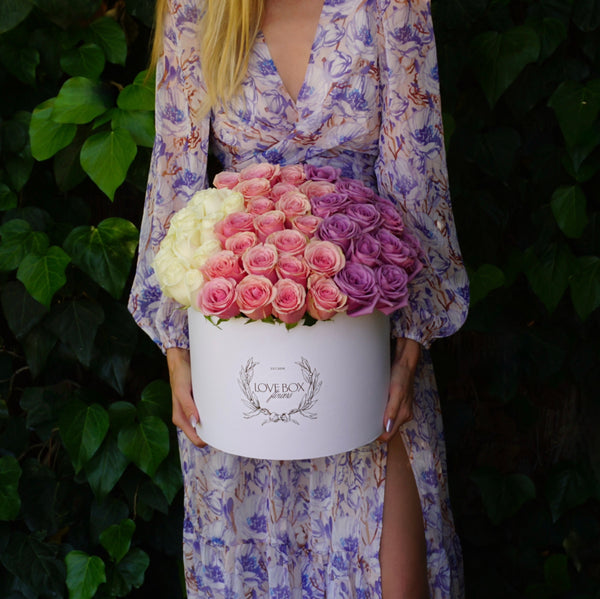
{"left": 221, "top": 189, "right": 244, "bottom": 214}
{"left": 190, "top": 239, "right": 222, "bottom": 269}
{"left": 161, "top": 263, "right": 204, "bottom": 307}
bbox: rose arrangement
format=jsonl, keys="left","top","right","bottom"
{"left": 153, "top": 163, "right": 423, "bottom": 324}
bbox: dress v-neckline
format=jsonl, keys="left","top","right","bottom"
{"left": 259, "top": 0, "right": 328, "bottom": 108}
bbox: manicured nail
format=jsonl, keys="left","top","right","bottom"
{"left": 385, "top": 418, "right": 394, "bottom": 433}
{"left": 190, "top": 415, "right": 198, "bottom": 429}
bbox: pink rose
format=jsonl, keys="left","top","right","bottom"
{"left": 247, "top": 197, "right": 276, "bottom": 215}
{"left": 242, "top": 243, "right": 278, "bottom": 282}
{"left": 307, "top": 274, "right": 348, "bottom": 320}
{"left": 196, "top": 277, "right": 240, "bottom": 319}
{"left": 279, "top": 164, "right": 306, "bottom": 185}
{"left": 213, "top": 171, "right": 240, "bottom": 189}
{"left": 254, "top": 210, "right": 286, "bottom": 242}
{"left": 239, "top": 163, "right": 281, "bottom": 183}
{"left": 272, "top": 279, "right": 306, "bottom": 324}
{"left": 234, "top": 178, "right": 272, "bottom": 199}
{"left": 304, "top": 240, "right": 346, "bottom": 277}
{"left": 276, "top": 254, "right": 310, "bottom": 286}
{"left": 214, "top": 211, "right": 255, "bottom": 243}
{"left": 290, "top": 214, "right": 323, "bottom": 237}
{"left": 270, "top": 182, "right": 297, "bottom": 200}
{"left": 266, "top": 229, "right": 308, "bottom": 257}
{"left": 299, "top": 180, "right": 337, "bottom": 199}
{"left": 235, "top": 275, "right": 275, "bottom": 320}
{"left": 200, "top": 250, "right": 245, "bottom": 282}
{"left": 276, "top": 190, "right": 311, "bottom": 222}
{"left": 225, "top": 231, "right": 258, "bottom": 256}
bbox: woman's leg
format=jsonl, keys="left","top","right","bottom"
{"left": 380, "top": 433, "right": 430, "bottom": 599}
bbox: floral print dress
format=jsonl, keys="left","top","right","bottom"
{"left": 128, "top": 0, "right": 470, "bottom": 596}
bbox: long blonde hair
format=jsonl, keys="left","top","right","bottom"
{"left": 150, "top": 0, "right": 264, "bottom": 110}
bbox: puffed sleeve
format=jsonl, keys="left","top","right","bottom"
{"left": 374, "top": 0, "right": 469, "bottom": 348}
{"left": 128, "top": 0, "right": 209, "bottom": 353}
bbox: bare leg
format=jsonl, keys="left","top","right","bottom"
{"left": 380, "top": 433, "right": 429, "bottom": 599}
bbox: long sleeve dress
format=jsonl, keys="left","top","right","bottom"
{"left": 128, "top": 0, "right": 470, "bottom": 597}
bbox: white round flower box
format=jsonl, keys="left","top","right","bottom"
{"left": 188, "top": 309, "right": 391, "bottom": 460}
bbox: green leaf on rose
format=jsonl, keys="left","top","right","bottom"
{"left": 65, "top": 551, "right": 106, "bottom": 599}
{"left": 80, "top": 129, "right": 137, "bottom": 200}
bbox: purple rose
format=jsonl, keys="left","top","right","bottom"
{"left": 335, "top": 178, "right": 375, "bottom": 203}
{"left": 375, "top": 229, "right": 423, "bottom": 280}
{"left": 375, "top": 264, "right": 409, "bottom": 315}
{"left": 344, "top": 202, "right": 382, "bottom": 232}
{"left": 304, "top": 164, "right": 341, "bottom": 182}
{"left": 376, "top": 199, "right": 405, "bottom": 236}
{"left": 334, "top": 263, "right": 379, "bottom": 317}
{"left": 317, "top": 213, "right": 360, "bottom": 254}
{"left": 310, "top": 192, "right": 350, "bottom": 218}
{"left": 349, "top": 233, "right": 381, "bottom": 267}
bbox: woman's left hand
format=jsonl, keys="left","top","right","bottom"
{"left": 378, "top": 337, "right": 422, "bottom": 442}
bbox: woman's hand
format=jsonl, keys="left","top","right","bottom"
{"left": 166, "top": 348, "right": 206, "bottom": 447}
{"left": 378, "top": 338, "right": 421, "bottom": 442}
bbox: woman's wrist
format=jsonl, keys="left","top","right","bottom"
{"left": 393, "top": 337, "right": 421, "bottom": 370}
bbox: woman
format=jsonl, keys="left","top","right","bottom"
{"left": 128, "top": 0, "right": 469, "bottom": 596}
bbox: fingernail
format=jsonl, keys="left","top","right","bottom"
{"left": 190, "top": 415, "right": 198, "bottom": 429}
{"left": 385, "top": 418, "right": 394, "bottom": 433}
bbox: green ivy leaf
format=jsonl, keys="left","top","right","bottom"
{"left": 108, "top": 401, "right": 137, "bottom": 430}
{"left": 30, "top": 99, "right": 78, "bottom": 161}
{"left": 468, "top": 264, "right": 505, "bottom": 306}
{"left": 0, "top": 456, "right": 22, "bottom": 521}
{"left": 548, "top": 80, "right": 600, "bottom": 169}
{"left": 545, "top": 464, "right": 593, "bottom": 522}
{"left": 472, "top": 467, "right": 536, "bottom": 525}
{"left": 80, "top": 129, "right": 137, "bottom": 200}
{"left": 139, "top": 380, "right": 172, "bottom": 422}
{"left": 52, "top": 77, "right": 112, "bottom": 125}
{"left": 46, "top": 298, "right": 105, "bottom": 367}
{"left": 111, "top": 109, "right": 155, "bottom": 148}
{"left": 85, "top": 435, "right": 130, "bottom": 499}
{"left": 60, "top": 43, "right": 105, "bottom": 79}
{"left": 22, "top": 326, "right": 57, "bottom": 379}
{"left": 524, "top": 243, "right": 573, "bottom": 313}
{"left": 59, "top": 400, "right": 110, "bottom": 473}
{"left": 99, "top": 518, "right": 135, "bottom": 563}
{"left": 65, "top": 551, "right": 106, "bottom": 599}
{"left": 16, "top": 246, "right": 70, "bottom": 307}
{"left": 20, "top": 387, "right": 58, "bottom": 439}
{"left": 87, "top": 17, "right": 127, "bottom": 65}
{"left": 569, "top": 256, "right": 600, "bottom": 320}
{"left": 63, "top": 217, "right": 139, "bottom": 298}
{"left": 0, "top": 225, "right": 38, "bottom": 266}
{"left": 118, "top": 416, "right": 169, "bottom": 477}
{"left": 108, "top": 547, "right": 149, "bottom": 596}
{"left": 0, "top": 183, "right": 18, "bottom": 211}
{"left": 0, "top": 0, "right": 34, "bottom": 34}
{"left": 0, "top": 42, "right": 39, "bottom": 86}
{"left": 550, "top": 185, "right": 588, "bottom": 238}
{"left": 0, "top": 281, "right": 48, "bottom": 339}
{"left": 531, "top": 17, "right": 567, "bottom": 61}
{"left": 153, "top": 452, "right": 183, "bottom": 504}
{"left": 54, "top": 128, "right": 88, "bottom": 191}
{"left": 117, "top": 71, "right": 155, "bottom": 112}
{"left": 472, "top": 26, "right": 541, "bottom": 107}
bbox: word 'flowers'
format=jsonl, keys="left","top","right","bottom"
{"left": 154, "top": 163, "right": 422, "bottom": 324}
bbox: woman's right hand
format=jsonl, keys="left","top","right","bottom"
{"left": 166, "top": 347, "right": 206, "bottom": 447}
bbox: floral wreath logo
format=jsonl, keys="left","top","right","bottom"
{"left": 238, "top": 357, "right": 322, "bottom": 425}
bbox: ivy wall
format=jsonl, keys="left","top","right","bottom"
{"left": 0, "top": 0, "right": 598, "bottom": 597}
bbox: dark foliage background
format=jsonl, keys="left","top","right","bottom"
{"left": 0, "top": 0, "right": 598, "bottom": 597}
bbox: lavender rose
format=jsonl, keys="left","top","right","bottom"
{"left": 310, "top": 192, "right": 350, "bottom": 218}
{"left": 304, "top": 164, "right": 341, "bottom": 182}
{"left": 334, "top": 262, "right": 379, "bottom": 317}
{"left": 376, "top": 198, "right": 405, "bottom": 235}
{"left": 375, "top": 264, "right": 409, "bottom": 315}
{"left": 349, "top": 233, "right": 381, "bottom": 267}
{"left": 316, "top": 213, "right": 360, "bottom": 254}
{"left": 335, "top": 178, "right": 375, "bottom": 203}
{"left": 375, "top": 228, "right": 423, "bottom": 279}
{"left": 344, "top": 202, "right": 382, "bottom": 232}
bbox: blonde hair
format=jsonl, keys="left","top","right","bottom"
{"left": 150, "top": 0, "right": 264, "bottom": 111}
